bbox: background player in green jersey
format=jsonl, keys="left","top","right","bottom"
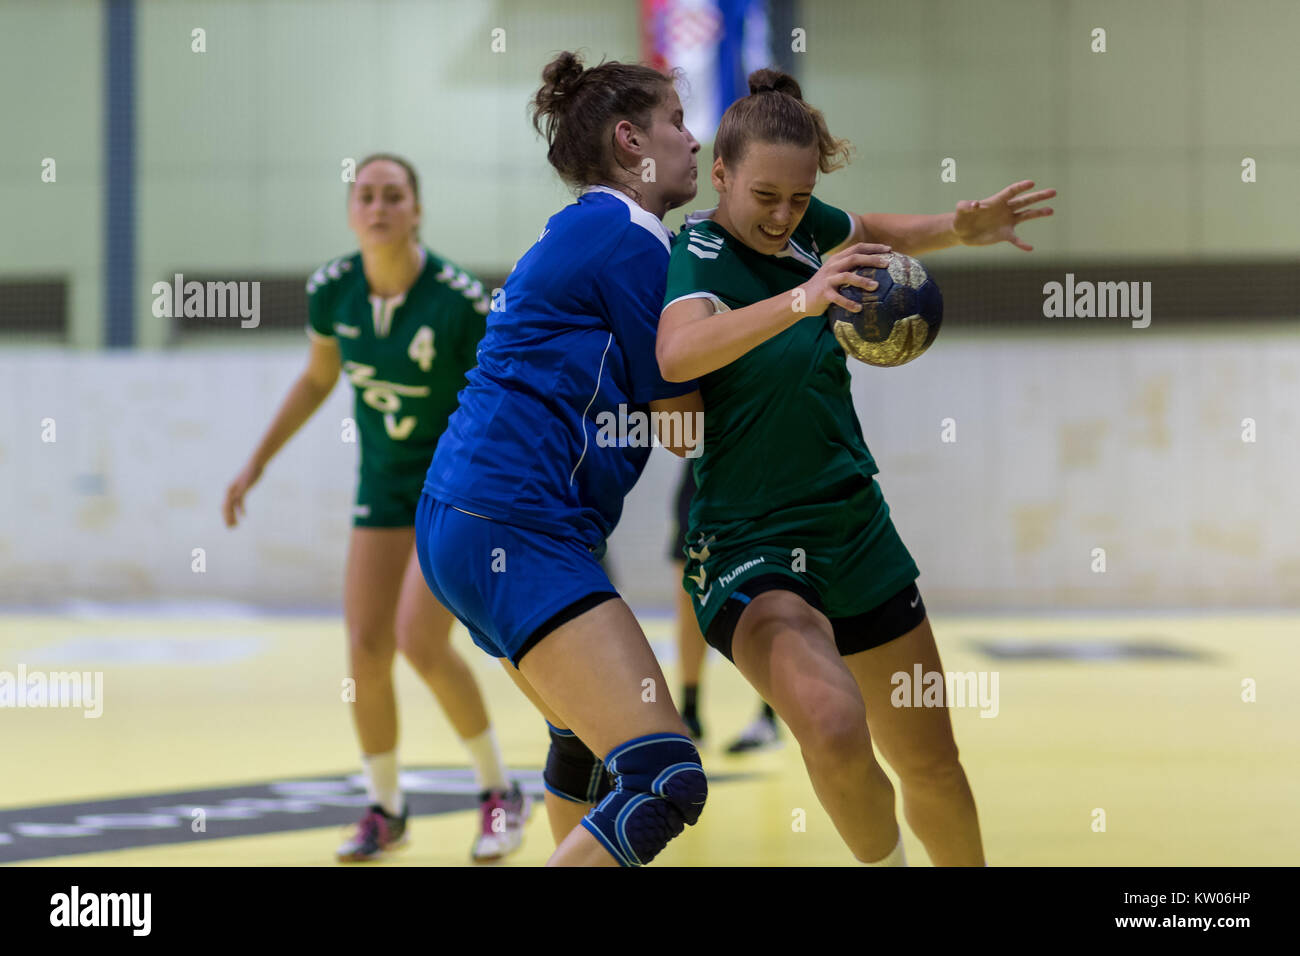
{"left": 222, "top": 155, "right": 528, "bottom": 863}
{"left": 659, "top": 70, "right": 1055, "bottom": 866}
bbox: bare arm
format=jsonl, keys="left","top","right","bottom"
{"left": 857, "top": 212, "right": 958, "bottom": 257}
{"left": 247, "top": 335, "right": 341, "bottom": 469}
{"left": 826, "top": 210, "right": 957, "bottom": 259}
{"left": 222, "top": 335, "right": 341, "bottom": 527}
{"left": 656, "top": 243, "right": 891, "bottom": 383}
{"left": 649, "top": 390, "right": 704, "bottom": 458}
{"left": 829, "top": 180, "right": 1058, "bottom": 258}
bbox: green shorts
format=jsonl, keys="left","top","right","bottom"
{"left": 682, "top": 475, "right": 919, "bottom": 639}
{"left": 353, "top": 462, "right": 427, "bottom": 528}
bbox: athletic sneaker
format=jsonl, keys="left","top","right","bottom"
{"left": 471, "top": 782, "right": 531, "bottom": 863}
{"left": 336, "top": 803, "right": 408, "bottom": 862}
{"left": 725, "top": 713, "right": 781, "bottom": 754}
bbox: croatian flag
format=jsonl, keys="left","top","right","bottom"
{"left": 641, "top": 0, "right": 776, "bottom": 143}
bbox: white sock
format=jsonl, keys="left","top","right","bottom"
{"left": 361, "top": 750, "right": 402, "bottom": 817}
{"left": 861, "top": 834, "right": 908, "bottom": 867}
{"left": 462, "top": 726, "right": 508, "bottom": 792}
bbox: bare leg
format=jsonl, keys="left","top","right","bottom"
{"left": 395, "top": 546, "right": 490, "bottom": 739}
{"left": 516, "top": 598, "right": 693, "bottom": 866}
{"left": 729, "top": 590, "right": 899, "bottom": 862}
{"left": 844, "top": 616, "right": 985, "bottom": 866}
{"left": 500, "top": 660, "right": 590, "bottom": 844}
{"left": 343, "top": 528, "right": 410, "bottom": 755}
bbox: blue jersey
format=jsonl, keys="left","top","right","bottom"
{"left": 424, "top": 186, "right": 697, "bottom": 550}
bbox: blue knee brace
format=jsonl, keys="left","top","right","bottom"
{"left": 580, "top": 733, "right": 707, "bottom": 867}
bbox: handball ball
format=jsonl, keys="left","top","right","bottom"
{"left": 825, "top": 253, "right": 943, "bottom": 367}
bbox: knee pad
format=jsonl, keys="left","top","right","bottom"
{"left": 543, "top": 723, "right": 612, "bottom": 805}
{"left": 580, "top": 733, "right": 707, "bottom": 867}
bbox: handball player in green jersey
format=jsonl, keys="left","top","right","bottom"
{"left": 223, "top": 155, "right": 528, "bottom": 863}
{"left": 658, "top": 71, "right": 1055, "bottom": 865}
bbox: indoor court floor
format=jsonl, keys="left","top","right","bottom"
{"left": 2, "top": 605, "right": 1296, "bottom": 866}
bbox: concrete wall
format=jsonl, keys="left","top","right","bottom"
{"left": 4, "top": 327, "right": 1296, "bottom": 609}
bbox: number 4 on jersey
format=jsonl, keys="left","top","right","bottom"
{"left": 408, "top": 325, "right": 436, "bottom": 373}
{"left": 388, "top": 325, "right": 434, "bottom": 439}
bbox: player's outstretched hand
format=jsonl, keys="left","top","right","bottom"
{"left": 799, "top": 243, "right": 891, "bottom": 317}
{"left": 222, "top": 463, "right": 262, "bottom": 528}
{"left": 954, "top": 180, "right": 1056, "bottom": 252}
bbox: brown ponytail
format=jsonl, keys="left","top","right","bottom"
{"left": 531, "top": 51, "right": 677, "bottom": 191}
{"left": 714, "top": 68, "right": 852, "bottom": 173}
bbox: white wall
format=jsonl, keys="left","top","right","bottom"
{"left": 4, "top": 328, "right": 1297, "bottom": 610}
{"left": 614, "top": 325, "right": 1300, "bottom": 610}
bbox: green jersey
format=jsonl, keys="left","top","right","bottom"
{"left": 307, "top": 247, "right": 489, "bottom": 475}
{"left": 662, "top": 195, "right": 878, "bottom": 524}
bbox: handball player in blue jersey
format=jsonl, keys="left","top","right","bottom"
{"left": 416, "top": 52, "right": 707, "bottom": 866}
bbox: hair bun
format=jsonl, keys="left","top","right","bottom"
{"left": 543, "top": 51, "right": 586, "bottom": 97}
{"left": 748, "top": 68, "right": 802, "bottom": 100}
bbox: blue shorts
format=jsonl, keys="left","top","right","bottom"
{"left": 415, "top": 493, "right": 619, "bottom": 665}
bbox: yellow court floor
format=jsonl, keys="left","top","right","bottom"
{"left": 1, "top": 608, "right": 1296, "bottom": 866}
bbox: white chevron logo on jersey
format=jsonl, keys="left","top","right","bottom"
{"left": 306, "top": 257, "right": 352, "bottom": 294}
{"left": 687, "top": 234, "right": 723, "bottom": 260}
